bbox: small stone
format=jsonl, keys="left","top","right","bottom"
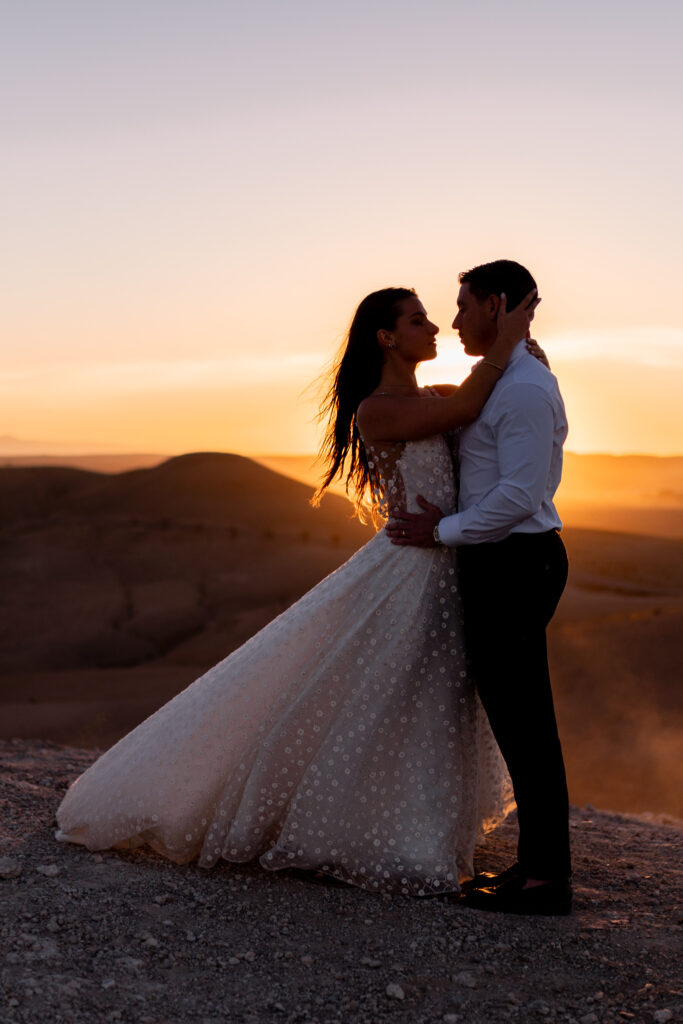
{"left": 36, "top": 863, "right": 60, "bottom": 877}
{"left": 117, "top": 957, "right": 143, "bottom": 970}
{"left": 360, "top": 957, "right": 382, "bottom": 968}
{"left": 0, "top": 857, "right": 22, "bottom": 879}
{"left": 101, "top": 978, "right": 116, "bottom": 989}
{"left": 243, "top": 950, "right": 256, "bottom": 962}
{"left": 93, "top": 854, "right": 104, "bottom": 864}
{"left": 654, "top": 1013, "right": 673, "bottom": 1024}
{"left": 452, "top": 971, "right": 478, "bottom": 989}
{"left": 443, "top": 1015, "right": 459, "bottom": 1023}
{"left": 386, "top": 983, "right": 405, "bottom": 1001}
{"left": 185, "top": 931, "right": 196, "bottom": 942}
{"left": 579, "top": 1015, "right": 598, "bottom": 1024}
{"left": 228, "top": 957, "right": 240, "bottom": 965}
{"left": 300, "top": 955, "right": 314, "bottom": 965}
{"left": 143, "top": 937, "right": 159, "bottom": 948}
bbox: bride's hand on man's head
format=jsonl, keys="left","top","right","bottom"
{"left": 496, "top": 289, "right": 541, "bottom": 344}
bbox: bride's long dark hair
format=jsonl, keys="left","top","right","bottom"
{"left": 313, "top": 286, "right": 416, "bottom": 519}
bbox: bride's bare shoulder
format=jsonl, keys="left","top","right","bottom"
{"left": 355, "top": 393, "right": 395, "bottom": 437}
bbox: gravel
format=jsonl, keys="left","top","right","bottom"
{"left": 1, "top": 738, "right": 682, "bottom": 1024}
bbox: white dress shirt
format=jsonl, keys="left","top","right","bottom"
{"left": 438, "top": 340, "right": 568, "bottom": 547}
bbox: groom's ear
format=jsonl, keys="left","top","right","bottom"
{"left": 486, "top": 294, "right": 500, "bottom": 320}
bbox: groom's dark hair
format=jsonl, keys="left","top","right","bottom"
{"left": 459, "top": 260, "right": 537, "bottom": 312}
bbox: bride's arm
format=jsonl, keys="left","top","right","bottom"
{"left": 430, "top": 338, "right": 549, "bottom": 397}
{"left": 357, "top": 292, "right": 538, "bottom": 443}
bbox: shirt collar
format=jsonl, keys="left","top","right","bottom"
{"left": 506, "top": 338, "right": 528, "bottom": 369}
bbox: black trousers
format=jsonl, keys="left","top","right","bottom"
{"left": 457, "top": 529, "right": 571, "bottom": 880}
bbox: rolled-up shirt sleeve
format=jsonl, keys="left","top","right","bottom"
{"left": 437, "top": 383, "right": 555, "bottom": 546}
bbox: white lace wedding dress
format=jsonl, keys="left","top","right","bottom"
{"left": 56, "top": 436, "right": 512, "bottom": 895}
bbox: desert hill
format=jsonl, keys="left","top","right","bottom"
{"left": 0, "top": 452, "right": 370, "bottom": 540}
{"left": 2, "top": 449, "right": 681, "bottom": 536}
{"left": 0, "top": 453, "right": 681, "bottom": 819}
{"left": 0, "top": 454, "right": 371, "bottom": 676}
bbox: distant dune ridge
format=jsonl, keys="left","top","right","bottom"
{"left": 2, "top": 449, "right": 682, "bottom": 538}
{"left": 256, "top": 453, "right": 683, "bottom": 539}
{"left": 0, "top": 452, "right": 681, "bottom": 820}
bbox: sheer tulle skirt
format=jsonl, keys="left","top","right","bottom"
{"left": 56, "top": 531, "right": 512, "bottom": 895}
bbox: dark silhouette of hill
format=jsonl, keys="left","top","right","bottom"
{"left": 0, "top": 453, "right": 370, "bottom": 542}
{"left": 0, "top": 453, "right": 372, "bottom": 676}
{"left": 0, "top": 453, "right": 681, "bottom": 817}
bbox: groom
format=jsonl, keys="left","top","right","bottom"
{"left": 386, "top": 259, "right": 572, "bottom": 915}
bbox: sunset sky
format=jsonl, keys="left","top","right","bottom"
{"left": 3, "top": 0, "right": 683, "bottom": 456}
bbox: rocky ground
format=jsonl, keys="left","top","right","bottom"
{"left": 1, "top": 740, "right": 681, "bottom": 1024}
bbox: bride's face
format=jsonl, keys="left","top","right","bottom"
{"left": 384, "top": 297, "right": 439, "bottom": 363}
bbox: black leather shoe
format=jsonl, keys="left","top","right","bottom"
{"left": 460, "top": 862, "right": 521, "bottom": 893}
{"left": 459, "top": 875, "right": 572, "bottom": 916}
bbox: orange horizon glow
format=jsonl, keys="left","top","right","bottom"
{"left": 2, "top": 326, "right": 682, "bottom": 459}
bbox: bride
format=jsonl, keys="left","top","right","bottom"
{"left": 56, "top": 285, "right": 538, "bottom": 896}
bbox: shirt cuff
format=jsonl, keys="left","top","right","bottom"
{"left": 436, "top": 513, "right": 465, "bottom": 547}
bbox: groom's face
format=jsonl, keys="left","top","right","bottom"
{"left": 452, "top": 283, "right": 497, "bottom": 356}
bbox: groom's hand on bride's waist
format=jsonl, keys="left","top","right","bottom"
{"left": 386, "top": 496, "right": 444, "bottom": 547}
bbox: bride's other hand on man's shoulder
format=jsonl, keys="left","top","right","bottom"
{"left": 525, "top": 335, "right": 550, "bottom": 369}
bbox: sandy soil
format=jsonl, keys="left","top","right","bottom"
{"left": 1, "top": 740, "right": 681, "bottom": 1024}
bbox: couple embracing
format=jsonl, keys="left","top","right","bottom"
{"left": 57, "top": 259, "right": 572, "bottom": 916}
